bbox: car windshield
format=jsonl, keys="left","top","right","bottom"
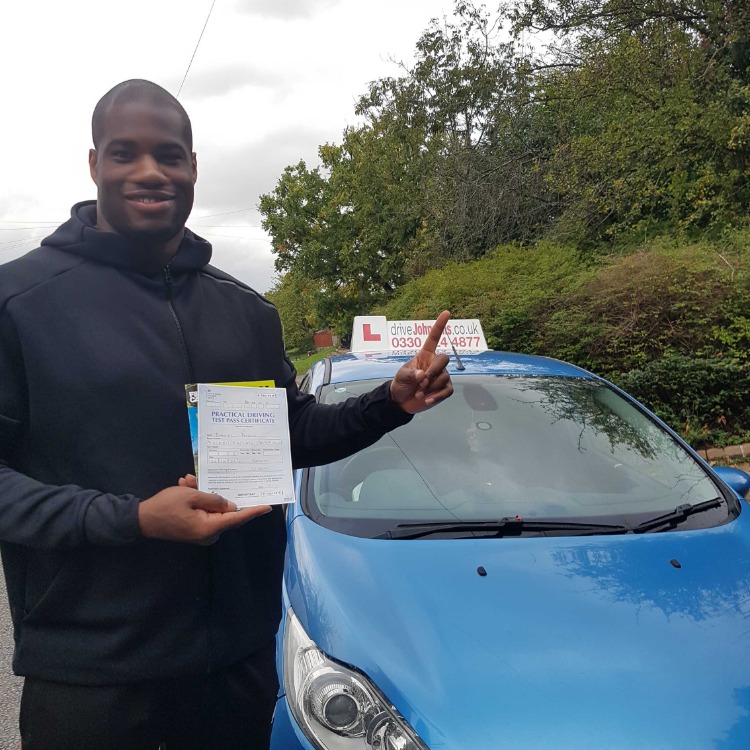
{"left": 306, "top": 375, "right": 727, "bottom": 537}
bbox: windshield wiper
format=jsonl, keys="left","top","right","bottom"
{"left": 630, "top": 498, "right": 722, "bottom": 534}
{"left": 377, "top": 518, "right": 629, "bottom": 540}
{"left": 374, "top": 499, "right": 724, "bottom": 539}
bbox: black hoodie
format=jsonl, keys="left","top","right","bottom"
{"left": 0, "top": 201, "right": 410, "bottom": 684}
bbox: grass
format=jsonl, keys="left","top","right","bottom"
{"left": 289, "top": 346, "right": 338, "bottom": 376}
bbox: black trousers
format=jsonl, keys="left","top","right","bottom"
{"left": 19, "top": 640, "right": 279, "bottom": 750}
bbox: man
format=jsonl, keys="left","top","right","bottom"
{"left": 0, "top": 79, "right": 452, "bottom": 750}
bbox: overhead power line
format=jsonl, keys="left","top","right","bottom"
{"left": 191, "top": 208, "right": 255, "bottom": 221}
{"left": 1, "top": 207, "right": 256, "bottom": 227}
{"left": 200, "top": 233, "right": 269, "bottom": 241}
{"left": 0, "top": 236, "right": 46, "bottom": 253}
{"left": 177, "top": 0, "right": 217, "bottom": 99}
{"left": 0, "top": 226, "right": 59, "bottom": 232}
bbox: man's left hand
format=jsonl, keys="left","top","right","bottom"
{"left": 390, "top": 310, "right": 454, "bottom": 414}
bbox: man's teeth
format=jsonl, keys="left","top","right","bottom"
{"left": 134, "top": 197, "right": 163, "bottom": 203}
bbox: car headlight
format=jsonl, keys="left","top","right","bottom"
{"left": 283, "top": 608, "right": 428, "bottom": 750}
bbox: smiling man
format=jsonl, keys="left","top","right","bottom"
{"left": 0, "top": 80, "right": 452, "bottom": 750}
{"left": 89, "top": 87, "right": 197, "bottom": 266}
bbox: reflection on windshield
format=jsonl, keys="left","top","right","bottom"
{"left": 310, "top": 376, "right": 719, "bottom": 527}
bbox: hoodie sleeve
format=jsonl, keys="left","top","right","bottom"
{"left": 0, "top": 311, "right": 141, "bottom": 550}
{"left": 280, "top": 355, "right": 413, "bottom": 469}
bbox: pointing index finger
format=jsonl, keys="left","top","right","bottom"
{"left": 421, "top": 310, "right": 451, "bottom": 355}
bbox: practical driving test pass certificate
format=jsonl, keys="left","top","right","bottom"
{"left": 196, "top": 383, "right": 294, "bottom": 507}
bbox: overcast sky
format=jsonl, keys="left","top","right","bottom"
{"left": 0, "top": 0, "right": 451, "bottom": 292}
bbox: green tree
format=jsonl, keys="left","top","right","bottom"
{"left": 260, "top": 0, "right": 750, "bottom": 337}
{"left": 259, "top": 144, "right": 412, "bottom": 333}
{"left": 511, "top": 15, "right": 746, "bottom": 241}
{"left": 508, "top": 0, "right": 750, "bottom": 82}
{"left": 507, "top": 0, "right": 750, "bottom": 241}
{"left": 259, "top": 1, "right": 555, "bottom": 320}
{"left": 358, "top": 2, "right": 549, "bottom": 262}
{"left": 265, "top": 272, "right": 319, "bottom": 353}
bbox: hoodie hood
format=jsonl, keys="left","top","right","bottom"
{"left": 41, "top": 200, "right": 212, "bottom": 276}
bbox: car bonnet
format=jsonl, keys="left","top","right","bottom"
{"left": 284, "top": 509, "right": 750, "bottom": 750}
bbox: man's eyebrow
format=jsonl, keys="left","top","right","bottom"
{"left": 103, "top": 139, "right": 188, "bottom": 152}
{"left": 155, "top": 142, "right": 189, "bottom": 152}
{"left": 104, "top": 139, "right": 136, "bottom": 150}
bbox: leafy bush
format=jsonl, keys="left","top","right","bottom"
{"left": 380, "top": 241, "right": 593, "bottom": 353}
{"left": 381, "top": 230, "right": 750, "bottom": 446}
{"left": 614, "top": 354, "right": 750, "bottom": 448}
{"left": 541, "top": 238, "right": 750, "bottom": 374}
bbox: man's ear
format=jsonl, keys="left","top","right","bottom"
{"left": 192, "top": 152, "right": 198, "bottom": 185}
{"left": 88, "top": 149, "right": 99, "bottom": 185}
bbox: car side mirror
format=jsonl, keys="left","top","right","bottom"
{"left": 712, "top": 466, "right": 750, "bottom": 500}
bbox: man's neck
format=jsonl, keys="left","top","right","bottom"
{"left": 146, "top": 232, "right": 184, "bottom": 270}
{"left": 94, "top": 223, "right": 185, "bottom": 272}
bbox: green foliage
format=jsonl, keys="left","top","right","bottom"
{"left": 265, "top": 273, "right": 319, "bottom": 353}
{"left": 259, "top": 161, "right": 328, "bottom": 277}
{"left": 614, "top": 355, "right": 750, "bottom": 447}
{"left": 382, "top": 230, "right": 750, "bottom": 446}
{"left": 259, "top": 133, "right": 427, "bottom": 331}
{"left": 380, "top": 241, "right": 595, "bottom": 354}
{"left": 562, "top": 238, "right": 748, "bottom": 370}
{"left": 358, "top": 3, "right": 546, "bottom": 262}
{"left": 534, "top": 16, "right": 750, "bottom": 243}
{"left": 260, "top": 2, "right": 555, "bottom": 294}
{"left": 261, "top": 0, "right": 749, "bottom": 279}
{"left": 508, "top": 0, "right": 750, "bottom": 82}
{"left": 258, "top": 0, "right": 750, "bottom": 447}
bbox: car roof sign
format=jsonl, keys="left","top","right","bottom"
{"left": 351, "top": 315, "right": 488, "bottom": 355}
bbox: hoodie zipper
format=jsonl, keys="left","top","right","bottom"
{"left": 164, "top": 263, "right": 212, "bottom": 671}
{"left": 163, "top": 264, "right": 195, "bottom": 384}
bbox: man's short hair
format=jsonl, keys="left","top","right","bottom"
{"left": 91, "top": 79, "right": 193, "bottom": 149}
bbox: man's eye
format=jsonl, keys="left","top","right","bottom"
{"left": 160, "top": 154, "right": 183, "bottom": 165}
{"left": 111, "top": 151, "right": 133, "bottom": 162}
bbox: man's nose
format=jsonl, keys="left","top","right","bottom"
{"left": 132, "top": 154, "right": 167, "bottom": 184}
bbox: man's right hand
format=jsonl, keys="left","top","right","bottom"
{"left": 138, "top": 486, "right": 272, "bottom": 544}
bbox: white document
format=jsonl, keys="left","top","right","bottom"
{"left": 196, "top": 383, "right": 294, "bottom": 507}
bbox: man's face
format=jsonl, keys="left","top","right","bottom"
{"left": 89, "top": 99, "right": 197, "bottom": 248}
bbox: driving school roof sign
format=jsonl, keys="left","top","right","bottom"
{"left": 351, "top": 316, "right": 488, "bottom": 354}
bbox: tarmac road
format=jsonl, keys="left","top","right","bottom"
{"left": 0, "top": 576, "right": 21, "bottom": 750}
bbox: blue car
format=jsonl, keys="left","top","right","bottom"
{"left": 271, "top": 325, "right": 750, "bottom": 750}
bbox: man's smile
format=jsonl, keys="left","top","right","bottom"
{"left": 125, "top": 191, "right": 176, "bottom": 211}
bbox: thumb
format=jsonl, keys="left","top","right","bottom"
{"left": 391, "top": 366, "right": 426, "bottom": 405}
{"left": 192, "top": 492, "right": 236, "bottom": 513}
{"left": 394, "top": 366, "right": 424, "bottom": 387}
